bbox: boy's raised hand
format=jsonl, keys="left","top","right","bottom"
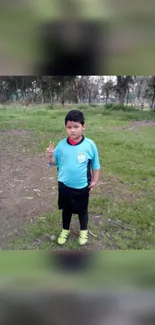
{"left": 46, "top": 141, "right": 54, "bottom": 158}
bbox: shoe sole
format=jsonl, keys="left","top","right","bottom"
{"left": 78, "top": 241, "right": 88, "bottom": 245}
{"left": 57, "top": 239, "right": 69, "bottom": 245}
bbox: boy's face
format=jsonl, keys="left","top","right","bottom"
{"left": 65, "top": 121, "right": 86, "bottom": 141}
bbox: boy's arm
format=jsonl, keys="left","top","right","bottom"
{"left": 48, "top": 156, "right": 56, "bottom": 166}
{"left": 46, "top": 142, "right": 59, "bottom": 166}
{"left": 92, "top": 169, "right": 100, "bottom": 184}
{"left": 89, "top": 169, "right": 100, "bottom": 191}
{"left": 89, "top": 142, "right": 101, "bottom": 191}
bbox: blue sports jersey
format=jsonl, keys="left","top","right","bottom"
{"left": 50, "top": 136, "right": 100, "bottom": 189}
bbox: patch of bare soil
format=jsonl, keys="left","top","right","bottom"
{"left": 122, "top": 120, "right": 155, "bottom": 131}
{"left": 0, "top": 130, "right": 57, "bottom": 249}
{"left": 1, "top": 129, "right": 34, "bottom": 135}
{"left": 106, "top": 120, "right": 155, "bottom": 132}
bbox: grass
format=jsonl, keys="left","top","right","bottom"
{"left": 0, "top": 105, "right": 155, "bottom": 250}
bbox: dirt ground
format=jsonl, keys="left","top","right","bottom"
{"left": 122, "top": 120, "right": 155, "bottom": 130}
{"left": 105, "top": 120, "right": 155, "bottom": 132}
{"left": 0, "top": 129, "right": 57, "bottom": 249}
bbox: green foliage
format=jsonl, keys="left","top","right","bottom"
{"left": 76, "top": 104, "right": 90, "bottom": 110}
{"left": 105, "top": 103, "right": 137, "bottom": 111}
{"left": 104, "top": 103, "right": 114, "bottom": 109}
{"left": 90, "top": 103, "right": 98, "bottom": 108}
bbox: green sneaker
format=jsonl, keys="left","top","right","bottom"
{"left": 78, "top": 230, "right": 88, "bottom": 245}
{"left": 57, "top": 229, "right": 70, "bottom": 245}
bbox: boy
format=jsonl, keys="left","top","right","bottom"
{"left": 46, "top": 110, "right": 100, "bottom": 245}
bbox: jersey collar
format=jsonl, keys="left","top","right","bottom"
{"left": 67, "top": 135, "right": 85, "bottom": 146}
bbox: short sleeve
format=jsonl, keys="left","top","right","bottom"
{"left": 90, "top": 142, "right": 100, "bottom": 170}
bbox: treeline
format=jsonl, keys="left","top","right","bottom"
{"left": 0, "top": 76, "right": 155, "bottom": 106}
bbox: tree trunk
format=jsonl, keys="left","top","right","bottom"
{"left": 31, "top": 92, "right": 34, "bottom": 104}
{"left": 106, "top": 89, "right": 109, "bottom": 103}
{"left": 73, "top": 79, "right": 80, "bottom": 104}
{"left": 88, "top": 89, "right": 92, "bottom": 104}
{"left": 21, "top": 77, "right": 26, "bottom": 101}
{"left": 52, "top": 92, "right": 54, "bottom": 106}
{"left": 49, "top": 89, "right": 53, "bottom": 105}
{"left": 15, "top": 78, "right": 18, "bottom": 100}
{"left": 151, "top": 89, "right": 155, "bottom": 107}
{"left": 119, "top": 89, "right": 126, "bottom": 104}
{"left": 114, "top": 92, "right": 118, "bottom": 103}
{"left": 74, "top": 95, "right": 78, "bottom": 103}
{"left": 41, "top": 93, "right": 44, "bottom": 104}
{"left": 137, "top": 86, "right": 141, "bottom": 101}
{"left": 126, "top": 87, "right": 129, "bottom": 105}
{"left": 61, "top": 94, "right": 65, "bottom": 106}
{"left": 61, "top": 87, "right": 65, "bottom": 106}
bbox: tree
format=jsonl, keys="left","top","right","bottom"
{"left": 133, "top": 76, "right": 149, "bottom": 105}
{"left": 75, "top": 76, "right": 100, "bottom": 104}
{"left": 114, "top": 76, "right": 133, "bottom": 104}
{"left": 144, "top": 76, "right": 155, "bottom": 107}
{"left": 56, "top": 76, "right": 76, "bottom": 106}
{"left": 102, "top": 79, "right": 114, "bottom": 103}
{"left": 2, "top": 75, "right": 153, "bottom": 107}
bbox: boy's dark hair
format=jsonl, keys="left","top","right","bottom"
{"left": 65, "top": 110, "right": 85, "bottom": 125}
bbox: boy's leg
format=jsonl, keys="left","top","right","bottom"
{"left": 62, "top": 208, "right": 72, "bottom": 230}
{"left": 78, "top": 209, "right": 89, "bottom": 245}
{"left": 78, "top": 209, "right": 88, "bottom": 230}
{"left": 57, "top": 208, "right": 72, "bottom": 245}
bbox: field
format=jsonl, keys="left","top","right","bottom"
{"left": 0, "top": 105, "right": 155, "bottom": 250}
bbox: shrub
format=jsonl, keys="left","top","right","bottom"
{"left": 77, "top": 104, "right": 90, "bottom": 110}
{"left": 105, "top": 103, "right": 137, "bottom": 111}
{"left": 104, "top": 103, "right": 114, "bottom": 109}
{"left": 90, "top": 104, "right": 98, "bottom": 108}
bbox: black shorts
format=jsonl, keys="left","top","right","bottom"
{"left": 58, "top": 181, "right": 90, "bottom": 214}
